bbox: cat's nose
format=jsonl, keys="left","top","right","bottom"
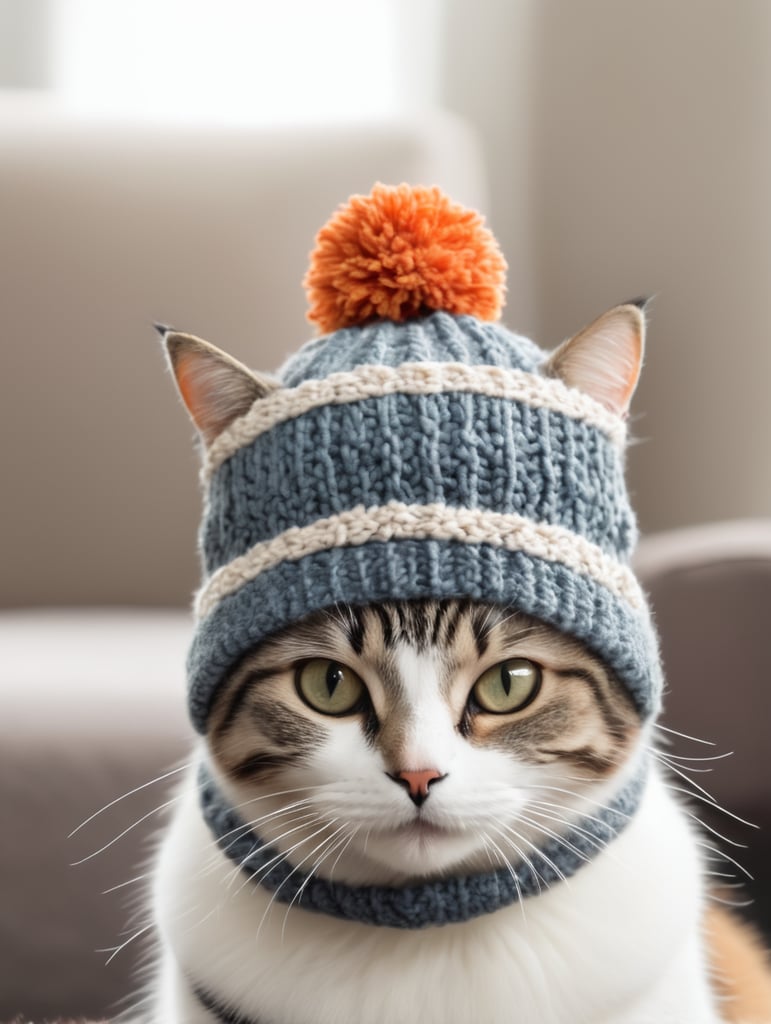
{"left": 388, "top": 769, "right": 446, "bottom": 807}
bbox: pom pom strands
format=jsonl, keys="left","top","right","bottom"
{"left": 305, "top": 183, "right": 507, "bottom": 333}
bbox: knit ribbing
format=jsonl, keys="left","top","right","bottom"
{"left": 187, "top": 540, "right": 660, "bottom": 731}
{"left": 204, "top": 359, "right": 626, "bottom": 479}
{"left": 195, "top": 502, "right": 644, "bottom": 620}
{"left": 198, "top": 760, "right": 648, "bottom": 929}
{"left": 279, "top": 313, "right": 543, "bottom": 384}
{"left": 201, "top": 393, "right": 632, "bottom": 575}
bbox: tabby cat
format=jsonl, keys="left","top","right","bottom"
{"left": 144, "top": 184, "right": 769, "bottom": 1023}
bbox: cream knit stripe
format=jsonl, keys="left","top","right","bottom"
{"left": 203, "top": 362, "right": 626, "bottom": 477}
{"left": 194, "top": 501, "right": 644, "bottom": 621}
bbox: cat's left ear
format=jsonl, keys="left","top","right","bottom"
{"left": 160, "top": 328, "right": 279, "bottom": 446}
{"left": 543, "top": 302, "right": 646, "bottom": 416}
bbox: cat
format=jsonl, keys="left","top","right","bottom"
{"left": 142, "top": 184, "right": 770, "bottom": 1024}
{"left": 151, "top": 595, "right": 687, "bottom": 1024}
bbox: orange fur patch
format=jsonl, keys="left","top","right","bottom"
{"left": 304, "top": 183, "right": 507, "bottom": 333}
{"left": 706, "top": 904, "right": 771, "bottom": 1022}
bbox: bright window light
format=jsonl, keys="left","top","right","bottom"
{"left": 50, "top": 0, "right": 415, "bottom": 124}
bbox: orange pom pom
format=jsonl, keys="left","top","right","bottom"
{"left": 304, "top": 183, "right": 507, "bottom": 333}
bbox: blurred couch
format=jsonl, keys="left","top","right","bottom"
{"left": 0, "top": 96, "right": 768, "bottom": 1022}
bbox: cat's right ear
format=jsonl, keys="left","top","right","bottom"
{"left": 159, "top": 328, "right": 279, "bottom": 446}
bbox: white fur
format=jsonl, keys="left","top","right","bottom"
{"left": 150, "top": 754, "right": 722, "bottom": 1024}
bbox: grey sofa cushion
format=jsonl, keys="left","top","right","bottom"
{"left": 0, "top": 610, "right": 193, "bottom": 1023}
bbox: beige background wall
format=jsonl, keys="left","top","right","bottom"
{"left": 0, "top": 103, "right": 488, "bottom": 607}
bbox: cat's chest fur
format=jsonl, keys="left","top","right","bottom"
{"left": 153, "top": 762, "right": 719, "bottom": 1024}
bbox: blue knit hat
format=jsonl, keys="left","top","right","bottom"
{"left": 167, "top": 184, "right": 661, "bottom": 733}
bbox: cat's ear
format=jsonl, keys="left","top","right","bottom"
{"left": 543, "top": 302, "right": 646, "bottom": 416}
{"left": 160, "top": 328, "right": 279, "bottom": 446}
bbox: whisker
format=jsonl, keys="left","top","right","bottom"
{"left": 70, "top": 797, "right": 179, "bottom": 865}
{"left": 68, "top": 762, "right": 190, "bottom": 837}
{"left": 527, "top": 798, "right": 625, "bottom": 836}
{"left": 481, "top": 830, "right": 526, "bottom": 917}
{"left": 524, "top": 804, "right": 611, "bottom": 855}
{"left": 487, "top": 820, "right": 543, "bottom": 895}
{"left": 325, "top": 826, "right": 360, "bottom": 882}
{"left": 280, "top": 824, "right": 352, "bottom": 940}
{"left": 653, "top": 723, "right": 716, "bottom": 746}
{"left": 495, "top": 818, "right": 570, "bottom": 892}
{"left": 523, "top": 783, "right": 633, "bottom": 821}
{"left": 98, "top": 922, "right": 155, "bottom": 966}
{"left": 708, "top": 892, "right": 755, "bottom": 910}
{"left": 684, "top": 811, "right": 748, "bottom": 850}
{"left": 491, "top": 812, "right": 573, "bottom": 887}
{"left": 651, "top": 754, "right": 721, "bottom": 797}
{"left": 218, "top": 799, "right": 319, "bottom": 852}
{"left": 651, "top": 746, "right": 733, "bottom": 765}
{"left": 218, "top": 810, "right": 323, "bottom": 889}
{"left": 224, "top": 784, "right": 324, "bottom": 817}
{"left": 480, "top": 838, "right": 499, "bottom": 872}
{"left": 253, "top": 819, "right": 340, "bottom": 937}
{"left": 226, "top": 813, "right": 326, "bottom": 892}
{"left": 695, "top": 841, "right": 753, "bottom": 881}
{"left": 662, "top": 784, "right": 757, "bottom": 831}
{"left": 237, "top": 817, "right": 338, "bottom": 899}
{"left": 101, "top": 872, "right": 151, "bottom": 895}
{"left": 515, "top": 812, "right": 595, "bottom": 865}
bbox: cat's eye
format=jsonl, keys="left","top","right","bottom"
{"left": 471, "top": 659, "right": 542, "bottom": 714}
{"left": 296, "top": 659, "right": 365, "bottom": 716}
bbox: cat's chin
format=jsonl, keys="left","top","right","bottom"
{"left": 339, "top": 819, "right": 488, "bottom": 884}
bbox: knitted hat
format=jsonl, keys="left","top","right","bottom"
{"left": 163, "top": 184, "right": 661, "bottom": 733}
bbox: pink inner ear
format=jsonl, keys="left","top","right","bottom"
{"left": 172, "top": 345, "right": 260, "bottom": 444}
{"left": 174, "top": 350, "right": 223, "bottom": 437}
{"left": 551, "top": 306, "right": 644, "bottom": 417}
{"left": 165, "top": 331, "right": 279, "bottom": 447}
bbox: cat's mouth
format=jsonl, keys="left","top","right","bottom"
{"left": 353, "top": 815, "right": 485, "bottom": 879}
{"left": 389, "top": 817, "right": 462, "bottom": 843}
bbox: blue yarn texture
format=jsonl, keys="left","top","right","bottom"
{"left": 199, "top": 761, "right": 648, "bottom": 929}
{"left": 187, "top": 308, "right": 661, "bottom": 731}
{"left": 202, "top": 394, "right": 632, "bottom": 573}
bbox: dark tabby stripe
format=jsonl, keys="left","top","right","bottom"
{"left": 343, "top": 608, "right": 365, "bottom": 656}
{"left": 442, "top": 597, "right": 469, "bottom": 648}
{"left": 430, "top": 600, "right": 451, "bottom": 646}
{"left": 216, "top": 667, "right": 283, "bottom": 739}
{"left": 231, "top": 751, "right": 299, "bottom": 781}
{"left": 373, "top": 603, "right": 394, "bottom": 646}
{"left": 538, "top": 745, "right": 617, "bottom": 774}
{"left": 360, "top": 599, "right": 476, "bottom": 653}
{"left": 553, "top": 666, "right": 632, "bottom": 739}
{"left": 469, "top": 604, "right": 491, "bottom": 657}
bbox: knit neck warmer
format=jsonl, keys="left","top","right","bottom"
{"left": 199, "top": 760, "right": 648, "bottom": 930}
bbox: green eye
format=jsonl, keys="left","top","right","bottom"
{"left": 472, "top": 659, "right": 542, "bottom": 714}
{"left": 296, "top": 659, "right": 365, "bottom": 716}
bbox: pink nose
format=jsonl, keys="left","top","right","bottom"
{"left": 389, "top": 769, "right": 446, "bottom": 806}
